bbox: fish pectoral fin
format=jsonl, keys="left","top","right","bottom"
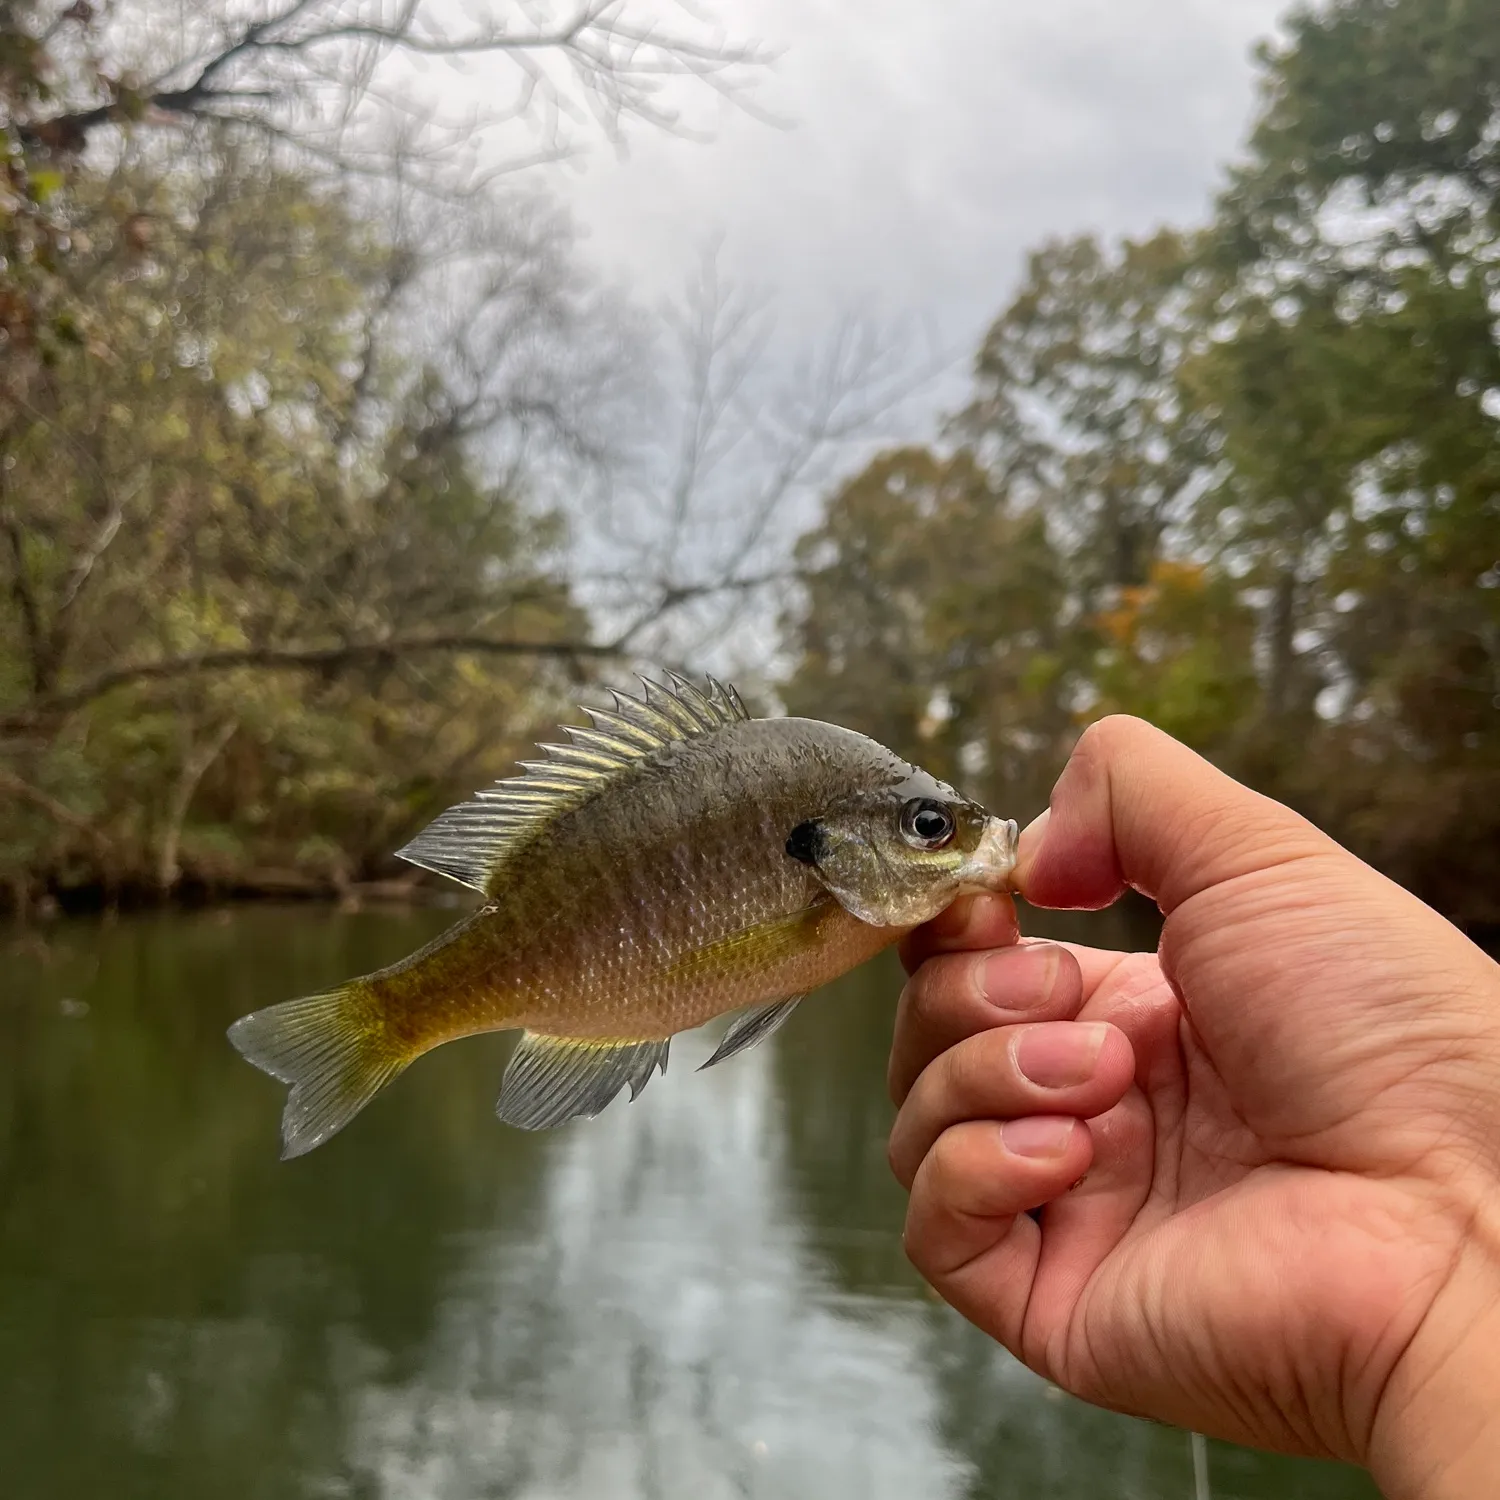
{"left": 698, "top": 996, "right": 804, "bottom": 1071}
{"left": 496, "top": 1032, "right": 670, "bottom": 1131}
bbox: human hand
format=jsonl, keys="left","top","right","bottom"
{"left": 888, "top": 716, "right": 1500, "bottom": 1498}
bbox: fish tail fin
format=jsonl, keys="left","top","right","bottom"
{"left": 227, "top": 981, "right": 410, "bottom": 1159}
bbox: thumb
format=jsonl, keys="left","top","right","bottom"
{"left": 1012, "top": 716, "right": 1335, "bottom": 914}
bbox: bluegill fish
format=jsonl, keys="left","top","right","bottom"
{"left": 228, "top": 676, "right": 1018, "bottom": 1157}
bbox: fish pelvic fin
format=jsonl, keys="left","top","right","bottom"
{"left": 698, "top": 996, "right": 804, "bottom": 1070}
{"left": 227, "top": 982, "right": 410, "bottom": 1159}
{"left": 496, "top": 1032, "right": 670, "bottom": 1131}
{"left": 395, "top": 675, "right": 750, "bottom": 895}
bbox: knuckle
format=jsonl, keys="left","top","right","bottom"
{"left": 900, "top": 1226, "right": 920, "bottom": 1270}
{"left": 927, "top": 1122, "right": 980, "bottom": 1197}
{"left": 898, "top": 969, "right": 932, "bottom": 1029}
{"left": 907, "top": 952, "right": 982, "bottom": 1027}
{"left": 1072, "top": 713, "right": 1152, "bottom": 777}
{"left": 885, "top": 1053, "right": 905, "bottom": 1107}
{"left": 900, "top": 1206, "right": 932, "bottom": 1274}
{"left": 886, "top": 1128, "right": 906, "bottom": 1183}
{"left": 942, "top": 1032, "right": 1006, "bottom": 1112}
{"left": 903, "top": 963, "right": 945, "bottom": 1025}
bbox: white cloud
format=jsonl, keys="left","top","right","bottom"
{"left": 556, "top": 0, "right": 1290, "bottom": 354}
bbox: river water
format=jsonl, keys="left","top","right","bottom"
{"left": 0, "top": 905, "right": 1378, "bottom": 1500}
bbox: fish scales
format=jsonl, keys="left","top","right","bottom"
{"left": 467, "top": 718, "right": 896, "bottom": 1038}
{"left": 227, "top": 678, "right": 1019, "bottom": 1157}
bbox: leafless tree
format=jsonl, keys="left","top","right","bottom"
{"left": 5, "top": 5, "right": 940, "bottom": 727}
{"left": 572, "top": 247, "right": 950, "bottom": 678}
{"left": 24, "top": 0, "right": 774, "bottom": 189}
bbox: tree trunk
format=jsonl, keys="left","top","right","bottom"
{"left": 1265, "top": 564, "right": 1299, "bottom": 719}
{"left": 155, "top": 721, "right": 238, "bottom": 895}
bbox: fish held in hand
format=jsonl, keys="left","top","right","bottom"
{"left": 227, "top": 676, "right": 1018, "bottom": 1157}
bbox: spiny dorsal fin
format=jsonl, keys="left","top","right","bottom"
{"left": 395, "top": 674, "right": 750, "bottom": 893}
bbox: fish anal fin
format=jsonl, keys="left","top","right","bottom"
{"left": 396, "top": 674, "right": 751, "bottom": 893}
{"left": 496, "top": 1032, "right": 670, "bottom": 1131}
{"left": 698, "top": 996, "right": 803, "bottom": 1070}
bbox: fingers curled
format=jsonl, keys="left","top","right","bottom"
{"left": 889, "top": 1020, "right": 1134, "bottom": 1187}
{"left": 903, "top": 1117, "right": 1095, "bottom": 1286}
{"left": 889, "top": 942, "right": 1084, "bottom": 1105}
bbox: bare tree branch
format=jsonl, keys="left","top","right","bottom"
{"left": 155, "top": 716, "right": 239, "bottom": 891}
{"left": 0, "top": 559, "right": 811, "bottom": 736}
{"left": 571, "top": 248, "right": 950, "bottom": 669}
{"left": 0, "top": 633, "right": 617, "bottom": 729}
{"left": 23, "top": 0, "right": 776, "bottom": 181}
{"left": 0, "top": 766, "right": 115, "bottom": 854}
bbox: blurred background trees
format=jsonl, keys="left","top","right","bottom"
{"left": 787, "top": 0, "right": 1500, "bottom": 928}
{"left": 0, "top": 0, "right": 768, "bottom": 903}
{"left": 3, "top": 0, "right": 1497, "bottom": 928}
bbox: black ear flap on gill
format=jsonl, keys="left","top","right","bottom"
{"left": 785, "top": 820, "right": 826, "bottom": 866}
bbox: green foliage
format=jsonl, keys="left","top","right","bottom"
{"left": 5, "top": 0, "right": 1498, "bottom": 930}
{"left": 783, "top": 447, "right": 1072, "bottom": 814}
{"left": 786, "top": 0, "right": 1500, "bottom": 926}
{"left": 1089, "top": 561, "right": 1259, "bottom": 748}
{"left": 1, "top": 143, "right": 592, "bottom": 903}
{"left": 961, "top": 230, "right": 1217, "bottom": 598}
{"left": 1221, "top": 0, "right": 1499, "bottom": 266}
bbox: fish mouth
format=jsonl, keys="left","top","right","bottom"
{"left": 959, "top": 815, "right": 1020, "bottom": 893}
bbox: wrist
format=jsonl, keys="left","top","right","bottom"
{"left": 1370, "top": 1226, "right": 1500, "bottom": 1499}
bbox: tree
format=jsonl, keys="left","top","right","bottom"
{"left": 0, "top": 4, "right": 813, "bottom": 907}
{"left": 782, "top": 447, "right": 1068, "bottom": 814}
{"left": 585, "top": 252, "right": 937, "bottom": 673}
{"left": 960, "top": 231, "right": 1216, "bottom": 604}
{"left": 0, "top": 145, "right": 598, "bottom": 902}
{"left": 1218, "top": 0, "right": 1498, "bottom": 277}
{"left": 16, "top": 0, "right": 768, "bottom": 175}
{"left": 1192, "top": 0, "right": 1500, "bottom": 917}
{"left": 3, "top": 0, "right": 767, "bottom": 430}
{"left": 1, "top": 2, "right": 98, "bottom": 410}
{"left": 783, "top": 0, "right": 1500, "bottom": 926}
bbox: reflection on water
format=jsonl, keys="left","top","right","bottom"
{"left": 0, "top": 905, "right": 1377, "bottom": 1500}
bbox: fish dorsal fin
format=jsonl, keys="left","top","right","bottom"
{"left": 395, "top": 674, "right": 750, "bottom": 893}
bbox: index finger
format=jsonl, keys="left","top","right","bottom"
{"left": 899, "top": 892, "right": 1019, "bottom": 975}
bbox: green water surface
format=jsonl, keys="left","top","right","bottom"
{"left": 0, "top": 905, "right": 1380, "bottom": 1500}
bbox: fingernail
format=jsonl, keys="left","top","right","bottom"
{"left": 978, "top": 943, "right": 1061, "bottom": 1009}
{"left": 1001, "top": 1116, "right": 1075, "bottom": 1159}
{"left": 1014, "top": 1023, "right": 1108, "bottom": 1089}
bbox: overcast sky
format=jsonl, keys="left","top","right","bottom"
{"left": 550, "top": 0, "right": 1291, "bottom": 379}
{"left": 446, "top": 0, "right": 1297, "bottom": 657}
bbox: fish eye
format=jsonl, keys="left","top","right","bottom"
{"left": 900, "top": 798, "right": 956, "bottom": 850}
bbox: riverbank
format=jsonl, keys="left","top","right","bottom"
{"left": 3, "top": 869, "right": 466, "bottom": 923}
{"left": 10, "top": 876, "right": 1497, "bottom": 958}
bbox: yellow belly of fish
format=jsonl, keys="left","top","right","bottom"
{"left": 508, "top": 899, "right": 896, "bottom": 1040}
